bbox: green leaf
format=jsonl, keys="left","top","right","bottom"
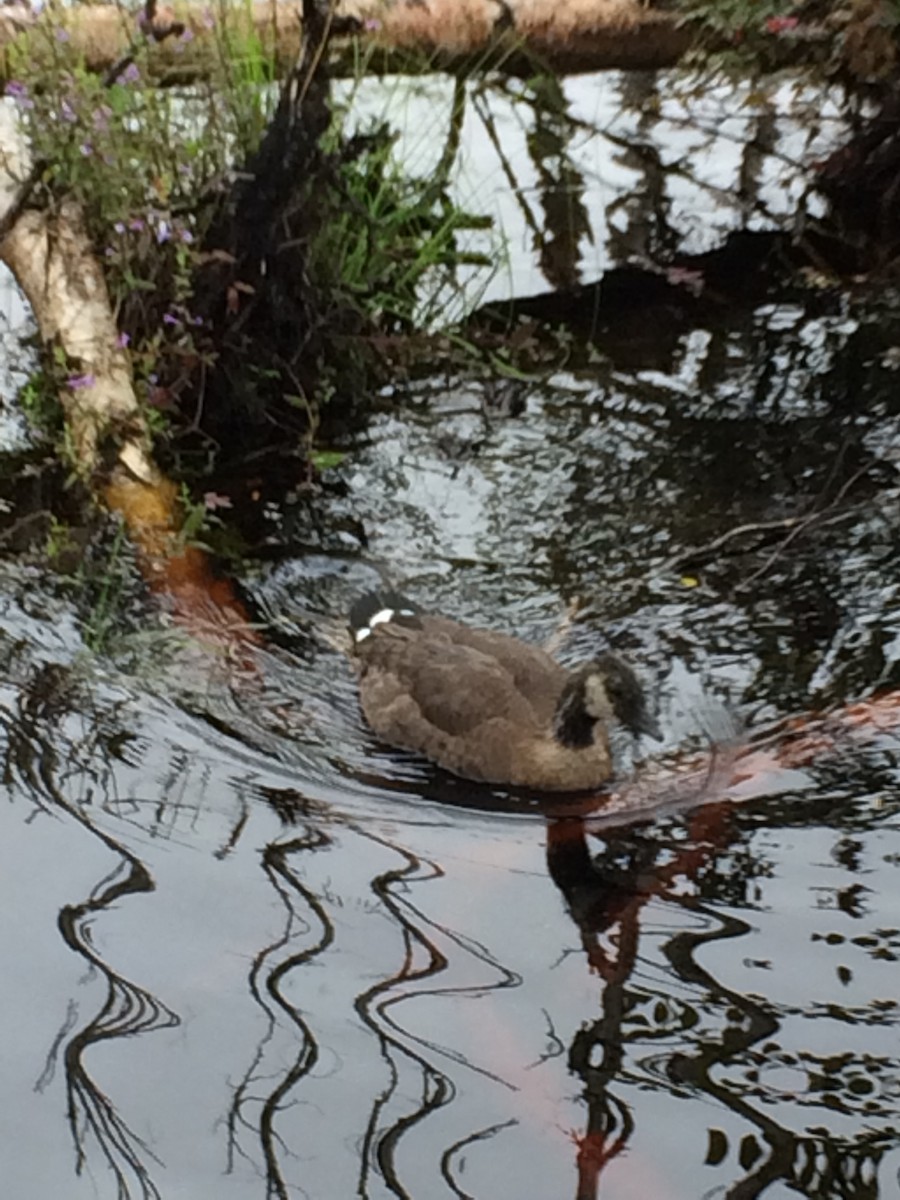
{"left": 311, "top": 449, "right": 348, "bottom": 471}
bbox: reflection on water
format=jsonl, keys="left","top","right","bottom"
{"left": 3, "top": 281, "right": 900, "bottom": 1194}
{"left": 2, "top": 623, "right": 898, "bottom": 1198}
{"left": 2, "top": 68, "right": 900, "bottom": 1200}
{"left": 342, "top": 69, "right": 847, "bottom": 310}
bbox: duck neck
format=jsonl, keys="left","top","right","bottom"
{"left": 553, "top": 682, "right": 597, "bottom": 749}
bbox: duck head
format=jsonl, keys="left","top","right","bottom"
{"left": 554, "top": 653, "right": 662, "bottom": 749}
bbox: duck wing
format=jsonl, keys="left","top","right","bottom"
{"left": 357, "top": 623, "right": 543, "bottom": 738}
{"left": 418, "top": 615, "right": 566, "bottom": 725}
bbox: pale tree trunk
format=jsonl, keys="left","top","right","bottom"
{"left": 0, "top": 104, "right": 254, "bottom": 641}
{"left": 0, "top": 104, "right": 156, "bottom": 483}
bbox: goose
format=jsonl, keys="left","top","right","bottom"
{"left": 349, "top": 591, "right": 661, "bottom": 792}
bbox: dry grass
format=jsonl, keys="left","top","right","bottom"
{"left": 380, "top": 0, "right": 495, "bottom": 51}
{"left": 367, "top": 0, "right": 679, "bottom": 59}
{"left": 516, "top": 0, "right": 651, "bottom": 38}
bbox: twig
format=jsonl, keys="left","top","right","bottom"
{"left": 0, "top": 509, "right": 49, "bottom": 547}
{"left": 665, "top": 514, "right": 821, "bottom": 569}
{"left": 740, "top": 464, "right": 871, "bottom": 588}
{"left": 665, "top": 460, "right": 873, "bottom": 582}
{"left": 543, "top": 596, "right": 583, "bottom": 658}
{"left": 104, "top": 0, "right": 185, "bottom": 87}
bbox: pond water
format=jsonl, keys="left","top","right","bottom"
{"left": 341, "top": 68, "right": 845, "bottom": 315}
{"left": 2, "top": 71, "right": 900, "bottom": 1200}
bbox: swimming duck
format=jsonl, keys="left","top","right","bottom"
{"left": 349, "top": 591, "right": 662, "bottom": 792}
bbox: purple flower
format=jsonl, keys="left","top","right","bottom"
{"left": 92, "top": 104, "right": 112, "bottom": 131}
{"left": 128, "top": 217, "right": 145, "bottom": 232}
{"left": 113, "top": 221, "right": 125, "bottom": 234}
{"left": 5, "top": 81, "right": 34, "bottom": 110}
{"left": 104, "top": 247, "right": 115, "bottom": 258}
{"left": 179, "top": 26, "right": 194, "bottom": 43}
{"left": 121, "top": 63, "right": 140, "bottom": 85}
{"left": 363, "top": 18, "right": 381, "bottom": 31}
{"left": 203, "top": 491, "right": 233, "bottom": 511}
{"left": 156, "top": 219, "right": 171, "bottom": 244}
{"left": 61, "top": 99, "right": 77, "bottom": 123}
{"left": 67, "top": 373, "right": 96, "bottom": 390}
{"left": 116, "top": 331, "right": 130, "bottom": 348}
{"left": 79, "top": 141, "right": 92, "bottom": 157}
{"left": 179, "top": 228, "right": 194, "bottom": 245}
{"left": 162, "top": 312, "right": 180, "bottom": 326}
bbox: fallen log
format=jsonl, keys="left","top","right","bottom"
{"left": 0, "top": 0, "right": 700, "bottom": 81}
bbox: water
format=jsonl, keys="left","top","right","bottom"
{"left": 2, "top": 71, "right": 900, "bottom": 1200}
{"left": 339, "top": 68, "right": 847, "bottom": 316}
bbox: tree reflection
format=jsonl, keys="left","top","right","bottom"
{"left": 546, "top": 806, "right": 734, "bottom": 1197}
{"left": 3, "top": 615, "right": 899, "bottom": 1200}
{"left": 2, "top": 659, "right": 176, "bottom": 1200}
{"left": 546, "top": 802, "right": 894, "bottom": 1199}
{"left": 226, "top": 822, "right": 334, "bottom": 1200}
{"left": 58, "top": 860, "right": 177, "bottom": 1200}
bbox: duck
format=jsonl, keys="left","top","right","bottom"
{"left": 349, "top": 590, "right": 662, "bottom": 792}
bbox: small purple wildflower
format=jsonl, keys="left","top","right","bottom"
{"left": 148, "top": 373, "right": 158, "bottom": 385}
{"left": 105, "top": 247, "right": 115, "bottom": 258}
{"left": 113, "top": 221, "right": 126, "bottom": 234}
{"left": 121, "top": 62, "right": 141, "bottom": 85}
{"left": 116, "top": 331, "right": 130, "bottom": 348}
{"left": 5, "top": 81, "right": 34, "bottom": 110}
{"left": 179, "top": 228, "right": 194, "bottom": 245}
{"left": 67, "top": 373, "right": 95, "bottom": 390}
{"left": 363, "top": 18, "right": 382, "bottom": 31}
{"left": 162, "top": 312, "right": 180, "bottom": 326}
{"left": 179, "top": 26, "right": 194, "bottom": 43}
{"left": 79, "top": 141, "right": 92, "bottom": 157}
{"left": 156, "top": 219, "right": 171, "bottom": 244}
{"left": 665, "top": 266, "right": 705, "bottom": 296}
{"left": 92, "top": 104, "right": 112, "bottom": 132}
{"left": 204, "top": 491, "right": 233, "bottom": 511}
{"left": 61, "top": 99, "right": 77, "bottom": 123}
{"left": 128, "top": 217, "right": 145, "bottom": 232}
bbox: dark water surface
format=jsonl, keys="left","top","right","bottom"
{"left": 4, "top": 296, "right": 900, "bottom": 1197}
{"left": 3, "top": 74, "right": 900, "bottom": 1200}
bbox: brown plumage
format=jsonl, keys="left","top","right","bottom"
{"left": 349, "top": 592, "right": 661, "bottom": 792}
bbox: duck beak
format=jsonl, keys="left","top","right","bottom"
{"left": 637, "top": 711, "right": 664, "bottom": 742}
